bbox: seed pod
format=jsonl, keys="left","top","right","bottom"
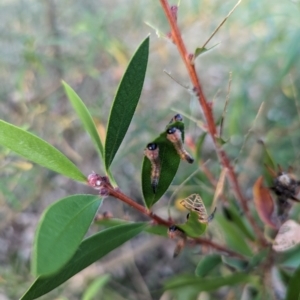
{"left": 144, "top": 143, "right": 161, "bottom": 193}
{"left": 166, "top": 127, "right": 194, "bottom": 163}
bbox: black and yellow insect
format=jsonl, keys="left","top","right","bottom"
{"left": 144, "top": 142, "right": 161, "bottom": 193}
{"left": 166, "top": 127, "right": 194, "bottom": 163}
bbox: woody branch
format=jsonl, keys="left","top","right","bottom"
{"left": 159, "top": 0, "right": 266, "bottom": 245}
{"left": 91, "top": 177, "right": 245, "bottom": 259}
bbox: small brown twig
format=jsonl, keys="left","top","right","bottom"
{"left": 159, "top": 0, "right": 266, "bottom": 245}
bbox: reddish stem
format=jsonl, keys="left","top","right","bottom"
{"left": 107, "top": 186, "right": 170, "bottom": 226}
{"left": 105, "top": 184, "right": 245, "bottom": 259}
{"left": 159, "top": 0, "right": 266, "bottom": 245}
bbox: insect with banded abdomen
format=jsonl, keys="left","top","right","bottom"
{"left": 167, "top": 225, "right": 187, "bottom": 258}
{"left": 144, "top": 142, "right": 161, "bottom": 193}
{"left": 166, "top": 127, "right": 194, "bottom": 164}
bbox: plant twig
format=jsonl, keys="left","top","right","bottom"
{"left": 107, "top": 185, "right": 170, "bottom": 226}
{"left": 159, "top": 0, "right": 266, "bottom": 245}
{"left": 103, "top": 183, "right": 245, "bottom": 259}
{"left": 192, "top": 237, "right": 246, "bottom": 259}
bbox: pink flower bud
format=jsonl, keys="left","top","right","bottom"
{"left": 87, "top": 172, "right": 102, "bottom": 189}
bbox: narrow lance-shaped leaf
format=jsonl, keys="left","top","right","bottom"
{"left": 285, "top": 265, "right": 300, "bottom": 300}
{"left": 258, "top": 140, "right": 276, "bottom": 186}
{"left": 32, "top": 195, "right": 102, "bottom": 277}
{"left": 222, "top": 205, "right": 255, "bottom": 241}
{"left": 247, "top": 249, "right": 269, "bottom": 270}
{"left": 61, "top": 81, "right": 117, "bottom": 186}
{"left": 95, "top": 218, "right": 168, "bottom": 237}
{"left": 195, "top": 254, "right": 222, "bottom": 277}
{"left": 82, "top": 275, "right": 110, "bottom": 300}
{"left": 105, "top": 36, "right": 149, "bottom": 170}
{"left": 216, "top": 215, "right": 253, "bottom": 256}
{"left": 195, "top": 132, "right": 207, "bottom": 162}
{"left": 164, "top": 272, "right": 256, "bottom": 291}
{"left": 21, "top": 223, "right": 147, "bottom": 300}
{"left": 0, "top": 120, "right": 86, "bottom": 182}
{"left": 62, "top": 81, "right": 104, "bottom": 158}
{"left": 142, "top": 119, "right": 187, "bottom": 208}
{"left": 222, "top": 256, "right": 248, "bottom": 271}
{"left": 142, "top": 132, "right": 180, "bottom": 208}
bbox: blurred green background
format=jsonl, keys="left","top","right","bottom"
{"left": 0, "top": 0, "right": 300, "bottom": 299}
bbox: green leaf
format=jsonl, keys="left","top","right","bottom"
{"left": 105, "top": 36, "right": 149, "bottom": 170}
{"left": 82, "top": 275, "right": 110, "bottom": 300}
{"left": 222, "top": 205, "right": 255, "bottom": 241}
{"left": 164, "top": 272, "right": 256, "bottom": 291}
{"left": 222, "top": 256, "right": 248, "bottom": 271}
{"left": 21, "top": 223, "right": 146, "bottom": 300}
{"left": 141, "top": 131, "right": 181, "bottom": 208}
{"left": 177, "top": 211, "right": 207, "bottom": 238}
{"left": 279, "top": 244, "right": 300, "bottom": 268}
{"left": 194, "top": 43, "right": 219, "bottom": 59}
{"left": 247, "top": 249, "right": 269, "bottom": 270}
{"left": 258, "top": 140, "right": 276, "bottom": 186}
{"left": 32, "top": 195, "right": 102, "bottom": 277}
{"left": 195, "top": 254, "right": 222, "bottom": 277}
{"left": 0, "top": 119, "right": 86, "bottom": 182}
{"left": 62, "top": 81, "right": 104, "bottom": 158}
{"left": 195, "top": 132, "right": 207, "bottom": 160}
{"left": 216, "top": 215, "right": 253, "bottom": 257}
{"left": 278, "top": 267, "right": 292, "bottom": 286}
{"left": 285, "top": 265, "right": 300, "bottom": 300}
{"left": 95, "top": 218, "right": 130, "bottom": 227}
{"left": 145, "top": 224, "right": 168, "bottom": 237}
{"left": 95, "top": 218, "right": 168, "bottom": 237}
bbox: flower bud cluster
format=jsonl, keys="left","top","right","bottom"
{"left": 87, "top": 172, "right": 110, "bottom": 197}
